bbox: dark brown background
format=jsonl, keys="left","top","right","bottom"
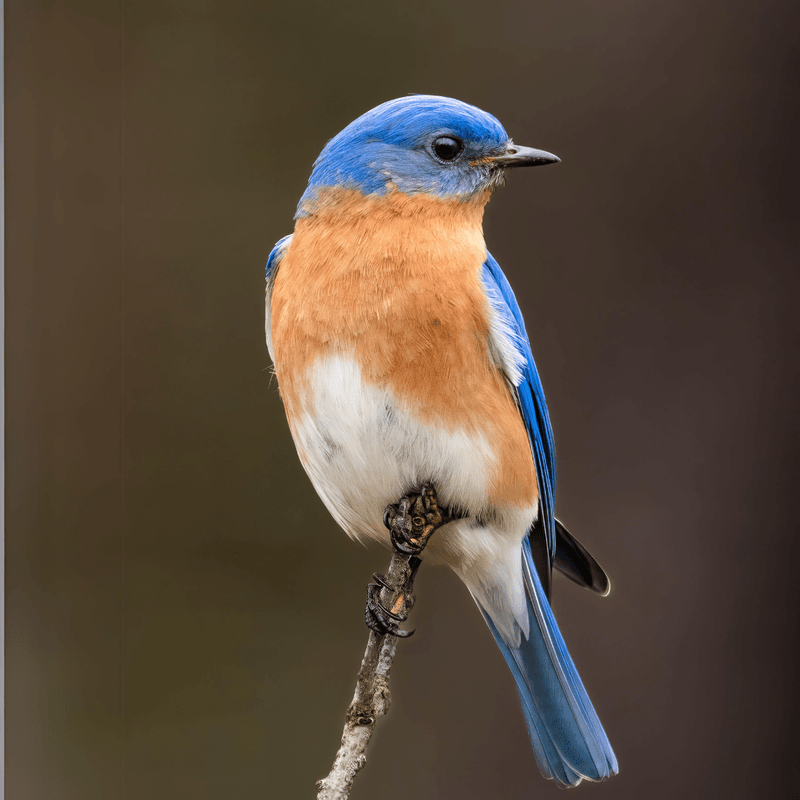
{"left": 7, "top": 0, "right": 800, "bottom": 798}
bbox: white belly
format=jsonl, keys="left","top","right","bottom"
{"left": 285, "top": 353, "right": 537, "bottom": 642}
{"left": 288, "top": 354, "right": 498, "bottom": 543}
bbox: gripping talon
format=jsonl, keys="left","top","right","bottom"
{"left": 367, "top": 485, "right": 454, "bottom": 636}
{"left": 367, "top": 584, "right": 403, "bottom": 621}
{"left": 390, "top": 532, "right": 419, "bottom": 555}
{"left": 383, "top": 484, "right": 452, "bottom": 556}
{"left": 365, "top": 583, "right": 413, "bottom": 637}
{"left": 372, "top": 572, "right": 392, "bottom": 591}
{"left": 366, "top": 600, "right": 397, "bottom": 636}
{"left": 383, "top": 505, "right": 397, "bottom": 530}
{"left": 366, "top": 606, "right": 396, "bottom": 636}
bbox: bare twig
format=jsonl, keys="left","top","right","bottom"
{"left": 315, "top": 550, "right": 416, "bottom": 800}
{"left": 316, "top": 486, "right": 449, "bottom": 800}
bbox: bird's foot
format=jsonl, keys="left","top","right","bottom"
{"left": 364, "top": 558, "right": 421, "bottom": 638}
{"left": 366, "top": 485, "right": 452, "bottom": 638}
{"left": 383, "top": 483, "right": 450, "bottom": 556}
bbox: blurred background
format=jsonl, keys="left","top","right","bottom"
{"left": 7, "top": 0, "right": 800, "bottom": 797}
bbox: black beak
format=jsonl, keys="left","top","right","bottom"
{"left": 490, "top": 144, "right": 560, "bottom": 168}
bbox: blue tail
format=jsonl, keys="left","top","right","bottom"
{"left": 481, "top": 538, "right": 618, "bottom": 786}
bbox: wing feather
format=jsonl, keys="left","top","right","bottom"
{"left": 265, "top": 234, "right": 293, "bottom": 361}
{"left": 482, "top": 252, "right": 557, "bottom": 559}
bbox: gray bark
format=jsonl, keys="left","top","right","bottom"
{"left": 315, "top": 551, "right": 417, "bottom": 800}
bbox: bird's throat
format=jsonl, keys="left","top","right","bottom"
{"left": 290, "top": 186, "right": 490, "bottom": 280}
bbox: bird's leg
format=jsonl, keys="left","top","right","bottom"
{"left": 365, "top": 484, "right": 452, "bottom": 637}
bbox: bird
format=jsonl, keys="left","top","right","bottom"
{"left": 265, "top": 95, "right": 618, "bottom": 787}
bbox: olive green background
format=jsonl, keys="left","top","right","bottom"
{"left": 7, "top": 1, "right": 799, "bottom": 798}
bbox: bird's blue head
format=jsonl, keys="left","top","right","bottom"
{"left": 296, "top": 95, "right": 559, "bottom": 217}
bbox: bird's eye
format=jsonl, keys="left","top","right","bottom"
{"left": 432, "top": 136, "right": 464, "bottom": 163}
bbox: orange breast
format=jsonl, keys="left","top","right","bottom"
{"left": 271, "top": 187, "right": 538, "bottom": 510}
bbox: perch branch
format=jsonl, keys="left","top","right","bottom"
{"left": 315, "top": 551, "right": 413, "bottom": 800}
{"left": 316, "top": 487, "right": 448, "bottom": 800}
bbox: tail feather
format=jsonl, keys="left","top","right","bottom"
{"left": 479, "top": 538, "right": 617, "bottom": 787}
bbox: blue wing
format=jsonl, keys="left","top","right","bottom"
{"left": 480, "top": 252, "right": 618, "bottom": 786}
{"left": 266, "top": 234, "right": 292, "bottom": 284}
{"left": 265, "top": 234, "right": 293, "bottom": 361}
{"left": 482, "top": 251, "right": 557, "bottom": 558}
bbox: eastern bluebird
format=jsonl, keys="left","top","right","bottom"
{"left": 265, "top": 95, "right": 618, "bottom": 786}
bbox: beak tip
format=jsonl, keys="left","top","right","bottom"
{"left": 492, "top": 145, "right": 561, "bottom": 169}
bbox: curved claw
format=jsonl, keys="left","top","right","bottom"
{"left": 390, "top": 530, "right": 421, "bottom": 555}
{"left": 365, "top": 583, "right": 413, "bottom": 638}
{"left": 367, "top": 584, "right": 403, "bottom": 621}
{"left": 384, "top": 484, "right": 452, "bottom": 556}
{"left": 372, "top": 485, "right": 453, "bottom": 637}
{"left": 371, "top": 584, "right": 405, "bottom": 622}
{"left": 372, "top": 572, "right": 392, "bottom": 591}
{"left": 366, "top": 598, "right": 397, "bottom": 636}
{"left": 366, "top": 606, "right": 396, "bottom": 636}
